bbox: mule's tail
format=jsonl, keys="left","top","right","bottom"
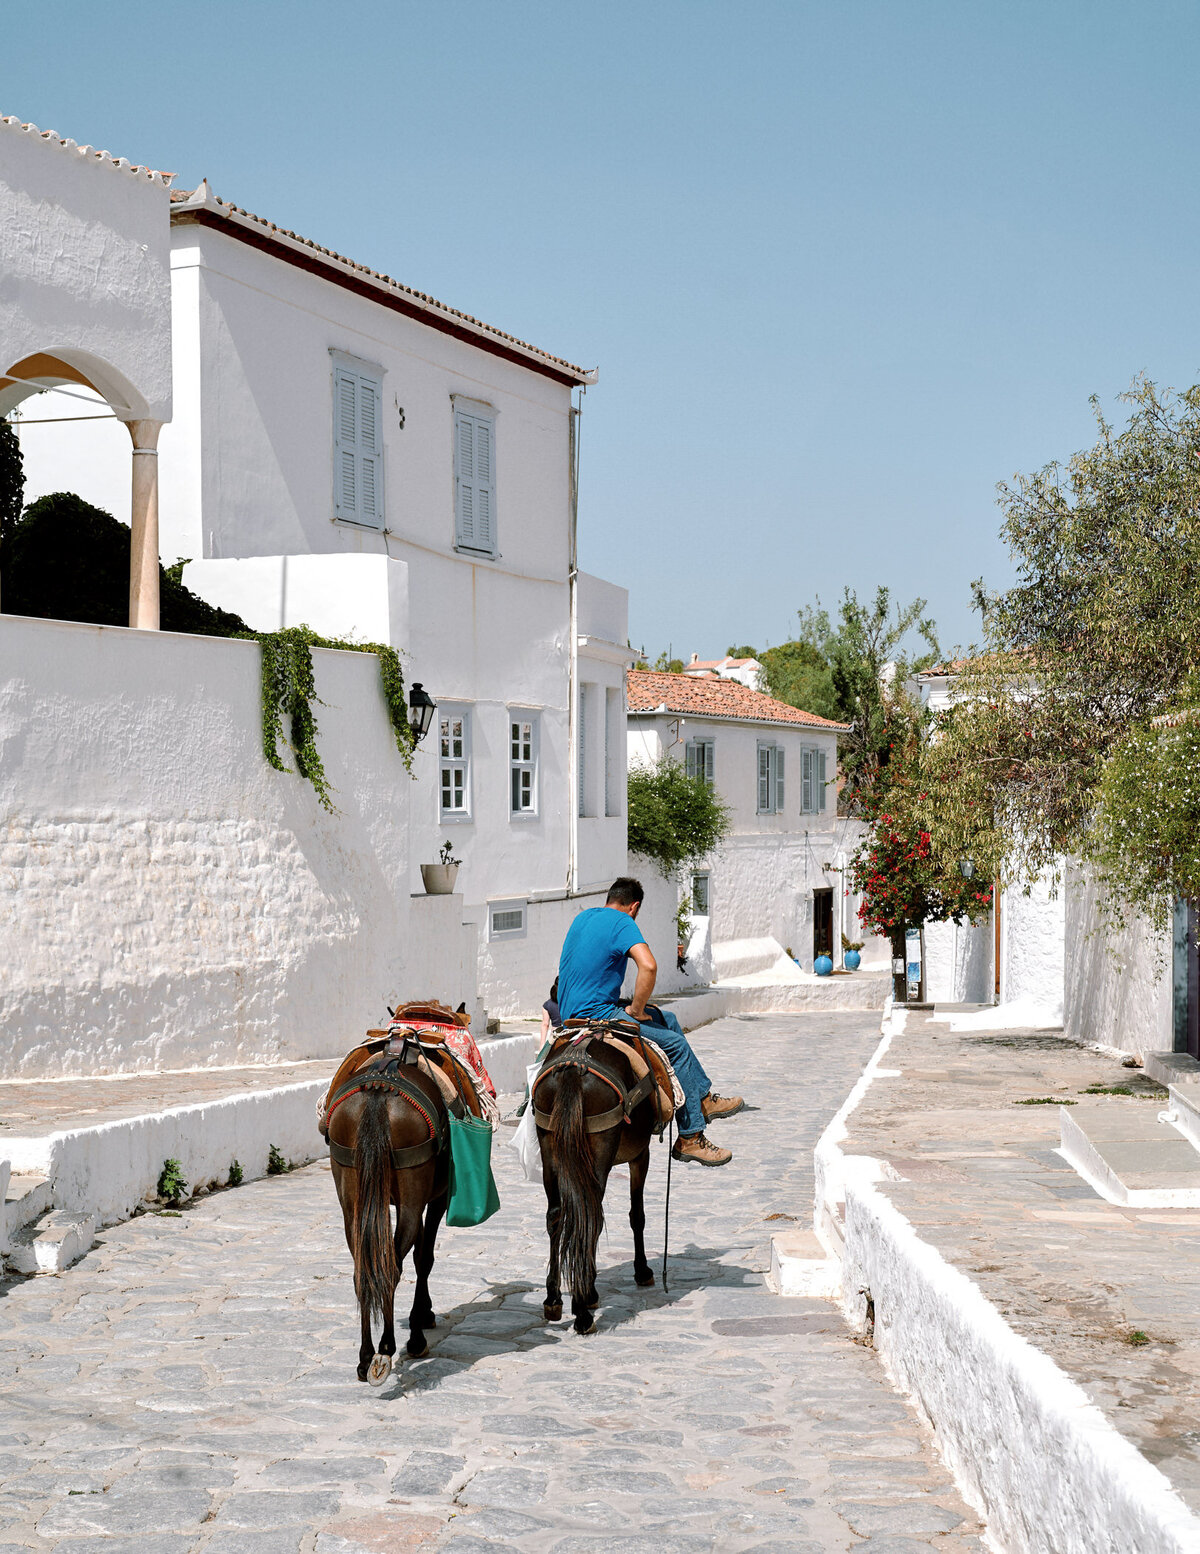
{"left": 353, "top": 1089, "right": 398, "bottom": 1322}
{"left": 547, "top": 1065, "right": 605, "bottom": 1298}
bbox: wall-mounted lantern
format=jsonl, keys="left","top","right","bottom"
{"left": 408, "top": 682, "right": 437, "bottom": 744}
{"left": 957, "top": 857, "right": 976, "bottom": 881}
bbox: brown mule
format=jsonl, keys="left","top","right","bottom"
{"left": 533, "top": 1026, "right": 661, "bottom": 1335}
{"left": 325, "top": 999, "right": 474, "bottom": 1385}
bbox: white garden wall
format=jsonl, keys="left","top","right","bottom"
{"left": 1064, "top": 861, "right": 1171, "bottom": 1055}
{"left": 0, "top": 116, "right": 172, "bottom": 422}
{"left": 0, "top": 613, "right": 430, "bottom": 1077}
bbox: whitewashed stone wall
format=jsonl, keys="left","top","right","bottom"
{"left": 924, "top": 919, "right": 993, "bottom": 1004}
{"left": 1001, "top": 876, "right": 1066, "bottom": 1021}
{"left": 1064, "top": 861, "right": 1171, "bottom": 1055}
{"left": 0, "top": 615, "right": 426, "bottom": 1077}
{"left": 0, "top": 117, "right": 172, "bottom": 421}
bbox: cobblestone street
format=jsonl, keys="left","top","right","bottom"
{"left": 0, "top": 1013, "right": 985, "bottom": 1554}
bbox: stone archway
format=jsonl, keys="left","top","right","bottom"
{"left": 1, "top": 350, "right": 163, "bottom": 629}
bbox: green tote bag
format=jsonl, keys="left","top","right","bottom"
{"left": 446, "top": 1112, "right": 501, "bottom": 1226}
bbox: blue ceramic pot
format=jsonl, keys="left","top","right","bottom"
{"left": 844, "top": 949, "right": 861, "bottom": 971}
{"left": 814, "top": 954, "right": 833, "bottom": 977}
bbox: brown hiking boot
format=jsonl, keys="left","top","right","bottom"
{"left": 702, "top": 1090, "right": 744, "bottom": 1122}
{"left": 672, "top": 1132, "right": 732, "bottom": 1167}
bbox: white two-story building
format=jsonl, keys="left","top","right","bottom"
{"left": 4, "top": 124, "right": 635, "bottom": 1074}
{"left": 626, "top": 669, "right": 875, "bottom": 975}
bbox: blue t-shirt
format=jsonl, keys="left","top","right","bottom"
{"left": 558, "top": 907, "right": 646, "bottom": 1021}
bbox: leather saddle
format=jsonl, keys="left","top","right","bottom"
{"left": 531, "top": 1021, "right": 675, "bottom": 1135}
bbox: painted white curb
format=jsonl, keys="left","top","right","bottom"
{"left": 0, "top": 1031, "right": 546, "bottom": 1239}
{"left": 817, "top": 1005, "right": 1200, "bottom": 1554}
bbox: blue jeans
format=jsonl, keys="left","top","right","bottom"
{"left": 634, "top": 1009, "right": 711, "bottom": 1137}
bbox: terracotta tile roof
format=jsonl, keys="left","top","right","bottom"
{"left": 627, "top": 670, "right": 849, "bottom": 730}
{"left": 685, "top": 655, "right": 758, "bottom": 671}
{"left": 1, "top": 116, "right": 173, "bottom": 183}
{"left": 169, "top": 183, "right": 596, "bottom": 386}
{"left": 917, "top": 659, "right": 968, "bottom": 678}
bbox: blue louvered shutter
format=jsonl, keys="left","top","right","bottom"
{"left": 775, "top": 746, "right": 785, "bottom": 812}
{"left": 358, "top": 375, "right": 382, "bottom": 526}
{"left": 817, "top": 750, "right": 827, "bottom": 813}
{"left": 333, "top": 362, "right": 384, "bottom": 529}
{"left": 455, "top": 409, "right": 497, "bottom": 554}
{"left": 801, "top": 748, "right": 814, "bottom": 812}
{"left": 758, "top": 745, "right": 771, "bottom": 812}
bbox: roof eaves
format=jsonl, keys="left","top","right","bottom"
{"left": 627, "top": 705, "right": 850, "bottom": 733}
{"left": 1, "top": 115, "right": 173, "bottom": 184}
{"left": 171, "top": 183, "right": 597, "bottom": 387}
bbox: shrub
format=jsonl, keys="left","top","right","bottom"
{"left": 228, "top": 1159, "right": 244, "bottom": 1188}
{"left": 0, "top": 492, "right": 250, "bottom": 634}
{"left": 267, "top": 1145, "right": 290, "bottom": 1176}
{"left": 627, "top": 756, "right": 731, "bottom": 877}
{"left": 157, "top": 1158, "right": 188, "bottom": 1205}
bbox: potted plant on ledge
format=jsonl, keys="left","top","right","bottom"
{"left": 421, "top": 840, "right": 461, "bottom": 896}
{"left": 841, "top": 932, "right": 863, "bottom": 971}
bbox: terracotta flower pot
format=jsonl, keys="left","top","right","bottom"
{"left": 420, "top": 863, "right": 459, "bottom": 895}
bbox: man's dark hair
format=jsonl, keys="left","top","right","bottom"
{"left": 606, "top": 877, "right": 644, "bottom": 908}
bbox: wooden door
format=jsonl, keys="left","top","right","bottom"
{"left": 813, "top": 888, "right": 834, "bottom": 960}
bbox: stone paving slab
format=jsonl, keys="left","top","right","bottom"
{"left": 0, "top": 1014, "right": 984, "bottom": 1552}
{"left": 843, "top": 1012, "right": 1200, "bottom": 1514}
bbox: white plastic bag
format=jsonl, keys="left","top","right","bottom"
{"left": 509, "top": 1056, "right": 546, "bottom": 1184}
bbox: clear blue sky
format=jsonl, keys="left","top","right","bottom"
{"left": 9, "top": 2, "right": 1200, "bottom": 659}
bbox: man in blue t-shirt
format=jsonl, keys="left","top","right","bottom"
{"left": 557, "top": 877, "right": 742, "bottom": 1166}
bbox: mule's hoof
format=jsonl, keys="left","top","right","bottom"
{"left": 575, "top": 1315, "right": 597, "bottom": 1336}
{"left": 635, "top": 1268, "right": 655, "bottom": 1287}
{"left": 367, "top": 1352, "right": 393, "bottom": 1387}
{"left": 356, "top": 1366, "right": 369, "bottom": 1383}
{"left": 584, "top": 1291, "right": 599, "bottom": 1309}
{"left": 543, "top": 1302, "right": 563, "bottom": 1322}
{"left": 406, "top": 1336, "right": 429, "bottom": 1358}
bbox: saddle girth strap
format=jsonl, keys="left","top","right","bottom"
{"left": 323, "top": 1057, "right": 448, "bottom": 1169}
{"left": 530, "top": 1030, "right": 656, "bottom": 1134}
{"left": 328, "top": 1135, "right": 440, "bottom": 1171}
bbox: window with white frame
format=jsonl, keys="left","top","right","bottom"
{"left": 439, "top": 708, "right": 471, "bottom": 819}
{"left": 757, "top": 742, "right": 785, "bottom": 814}
{"left": 801, "top": 746, "right": 828, "bottom": 814}
{"left": 453, "top": 400, "right": 497, "bottom": 556}
{"left": 691, "top": 870, "right": 711, "bottom": 915}
{"left": 510, "top": 713, "right": 539, "bottom": 816}
{"left": 489, "top": 900, "right": 527, "bottom": 939}
{"left": 332, "top": 354, "right": 384, "bottom": 529}
{"left": 604, "top": 686, "right": 622, "bottom": 817}
{"left": 577, "top": 682, "right": 594, "bottom": 817}
{"left": 685, "top": 737, "right": 715, "bottom": 787}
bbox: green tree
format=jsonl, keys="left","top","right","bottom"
{"left": 0, "top": 492, "right": 250, "bottom": 634}
{"left": 930, "top": 378, "right": 1200, "bottom": 901}
{"left": 627, "top": 755, "right": 731, "bottom": 876}
{"left": 0, "top": 419, "right": 23, "bottom": 543}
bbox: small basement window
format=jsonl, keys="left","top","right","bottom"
{"left": 489, "top": 901, "right": 527, "bottom": 940}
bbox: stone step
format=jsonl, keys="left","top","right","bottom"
{"left": 5, "top": 1172, "right": 51, "bottom": 1234}
{"left": 1060, "top": 1103, "right": 1200, "bottom": 1206}
{"left": 7, "top": 1209, "right": 97, "bottom": 1275}
{"left": 1144, "top": 1050, "right": 1200, "bottom": 1089}
{"left": 1167, "top": 1084, "right": 1200, "bottom": 1154}
{"left": 769, "top": 1228, "right": 840, "bottom": 1297}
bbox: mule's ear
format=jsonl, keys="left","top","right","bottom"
{"left": 456, "top": 1002, "right": 467, "bottom": 1014}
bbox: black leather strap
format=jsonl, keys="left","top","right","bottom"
{"left": 329, "top": 1135, "right": 441, "bottom": 1171}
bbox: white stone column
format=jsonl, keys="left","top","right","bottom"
{"left": 126, "top": 418, "right": 163, "bottom": 630}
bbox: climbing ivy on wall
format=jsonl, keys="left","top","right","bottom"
{"left": 255, "top": 625, "right": 414, "bottom": 813}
